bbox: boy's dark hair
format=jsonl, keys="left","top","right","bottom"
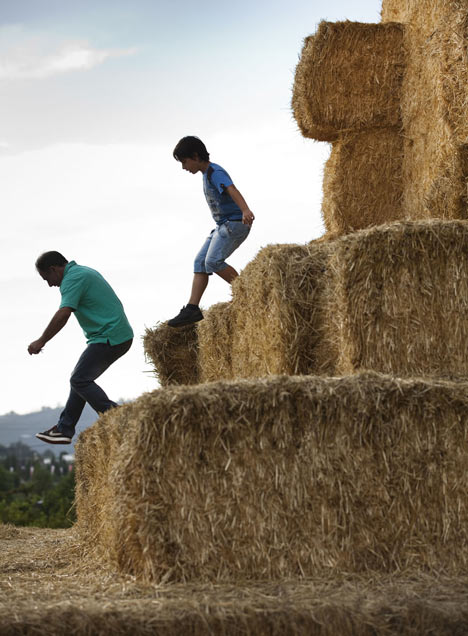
{"left": 35, "top": 251, "right": 68, "bottom": 271}
{"left": 173, "top": 136, "right": 210, "bottom": 162}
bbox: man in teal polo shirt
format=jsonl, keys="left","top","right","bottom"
{"left": 28, "top": 251, "right": 133, "bottom": 444}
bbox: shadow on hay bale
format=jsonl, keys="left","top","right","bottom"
{"left": 75, "top": 371, "right": 468, "bottom": 583}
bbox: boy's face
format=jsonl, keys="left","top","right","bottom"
{"left": 180, "top": 154, "right": 206, "bottom": 174}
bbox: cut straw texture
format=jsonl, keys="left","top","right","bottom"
{"left": 381, "top": 0, "right": 468, "bottom": 222}
{"left": 143, "top": 322, "right": 199, "bottom": 386}
{"left": 322, "top": 128, "right": 404, "bottom": 234}
{"left": 327, "top": 219, "right": 468, "bottom": 377}
{"left": 292, "top": 21, "right": 405, "bottom": 141}
{"left": 230, "top": 242, "right": 337, "bottom": 377}
{"left": 144, "top": 243, "right": 337, "bottom": 386}
{"left": 197, "top": 301, "right": 233, "bottom": 382}
{"left": 76, "top": 372, "right": 468, "bottom": 583}
{"left": 3, "top": 526, "right": 468, "bottom": 636}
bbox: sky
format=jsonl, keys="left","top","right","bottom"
{"left": 1, "top": 0, "right": 382, "bottom": 417}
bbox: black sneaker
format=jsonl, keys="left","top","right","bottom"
{"left": 167, "top": 305, "right": 204, "bottom": 327}
{"left": 36, "top": 425, "right": 72, "bottom": 445}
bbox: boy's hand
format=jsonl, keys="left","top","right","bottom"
{"left": 242, "top": 209, "right": 255, "bottom": 226}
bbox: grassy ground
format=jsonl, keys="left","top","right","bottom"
{"left": 2, "top": 523, "right": 468, "bottom": 635}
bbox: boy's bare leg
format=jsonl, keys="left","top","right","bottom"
{"left": 215, "top": 265, "right": 238, "bottom": 284}
{"left": 188, "top": 272, "right": 209, "bottom": 306}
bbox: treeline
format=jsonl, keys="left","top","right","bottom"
{"left": 0, "top": 442, "right": 75, "bottom": 528}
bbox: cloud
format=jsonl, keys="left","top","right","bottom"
{"left": 0, "top": 26, "right": 136, "bottom": 79}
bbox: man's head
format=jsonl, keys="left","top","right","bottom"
{"left": 35, "top": 251, "right": 68, "bottom": 287}
{"left": 173, "top": 136, "right": 210, "bottom": 174}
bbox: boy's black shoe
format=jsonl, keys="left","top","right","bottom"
{"left": 167, "top": 305, "right": 204, "bottom": 327}
{"left": 36, "top": 425, "right": 72, "bottom": 445}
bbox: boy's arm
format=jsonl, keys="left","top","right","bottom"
{"left": 28, "top": 306, "right": 73, "bottom": 355}
{"left": 225, "top": 185, "right": 255, "bottom": 226}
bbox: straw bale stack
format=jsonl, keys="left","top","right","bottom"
{"left": 230, "top": 242, "right": 337, "bottom": 378}
{"left": 328, "top": 219, "right": 468, "bottom": 377}
{"left": 381, "top": 0, "right": 468, "bottom": 222}
{"left": 76, "top": 372, "right": 468, "bottom": 583}
{"left": 293, "top": 1, "right": 468, "bottom": 234}
{"left": 292, "top": 21, "right": 405, "bottom": 141}
{"left": 143, "top": 322, "right": 199, "bottom": 386}
{"left": 144, "top": 242, "right": 338, "bottom": 386}
{"left": 322, "top": 128, "right": 404, "bottom": 234}
{"left": 197, "top": 301, "right": 233, "bottom": 382}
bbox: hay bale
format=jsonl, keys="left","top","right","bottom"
{"left": 143, "top": 322, "right": 199, "bottom": 386}
{"left": 328, "top": 219, "right": 468, "bottom": 377}
{"left": 382, "top": 0, "right": 468, "bottom": 221}
{"left": 230, "top": 242, "right": 337, "bottom": 378}
{"left": 75, "top": 372, "right": 468, "bottom": 582}
{"left": 74, "top": 410, "right": 129, "bottom": 567}
{"left": 292, "top": 21, "right": 405, "bottom": 141}
{"left": 198, "top": 301, "right": 233, "bottom": 383}
{"left": 322, "top": 128, "right": 405, "bottom": 234}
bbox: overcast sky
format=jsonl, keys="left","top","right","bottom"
{"left": 1, "top": 0, "right": 382, "bottom": 418}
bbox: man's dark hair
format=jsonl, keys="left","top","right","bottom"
{"left": 173, "top": 136, "right": 210, "bottom": 162}
{"left": 35, "top": 251, "right": 68, "bottom": 272}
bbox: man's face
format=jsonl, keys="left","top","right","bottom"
{"left": 180, "top": 155, "right": 205, "bottom": 174}
{"left": 39, "top": 266, "right": 64, "bottom": 287}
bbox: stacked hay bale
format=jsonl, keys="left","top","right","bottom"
{"left": 76, "top": 0, "right": 468, "bottom": 587}
{"left": 293, "top": 1, "right": 468, "bottom": 233}
{"left": 144, "top": 322, "right": 199, "bottom": 386}
{"left": 327, "top": 220, "right": 468, "bottom": 377}
{"left": 146, "top": 219, "right": 468, "bottom": 384}
{"left": 76, "top": 373, "right": 468, "bottom": 582}
{"left": 292, "top": 21, "right": 406, "bottom": 234}
{"left": 381, "top": 0, "right": 468, "bottom": 221}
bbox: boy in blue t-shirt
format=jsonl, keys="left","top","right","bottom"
{"left": 167, "top": 136, "right": 255, "bottom": 327}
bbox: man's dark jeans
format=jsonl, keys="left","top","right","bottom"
{"left": 57, "top": 338, "right": 132, "bottom": 437}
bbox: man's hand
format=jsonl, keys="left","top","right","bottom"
{"left": 28, "top": 339, "right": 45, "bottom": 355}
{"left": 27, "top": 307, "right": 72, "bottom": 356}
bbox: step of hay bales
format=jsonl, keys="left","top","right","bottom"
{"left": 322, "top": 128, "right": 405, "bottom": 234}
{"left": 197, "top": 301, "right": 233, "bottom": 382}
{"left": 328, "top": 219, "right": 468, "bottom": 378}
{"left": 75, "top": 372, "right": 468, "bottom": 583}
{"left": 292, "top": 21, "right": 404, "bottom": 141}
{"left": 144, "top": 241, "right": 337, "bottom": 386}
{"left": 230, "top": 242, "right": 337, "bottom": 378}
{"left": 144, "top": 322, "right": 199, "bottom": 386}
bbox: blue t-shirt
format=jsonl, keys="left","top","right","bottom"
{"left": 203, "top": 162, "right": 242, "bottom": 225}
{"left": 59, "top": 261, "right": 133, "bottom": 345}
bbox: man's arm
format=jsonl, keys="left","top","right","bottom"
{"left": 225, "top": 184, "right": 255, "bottom": 226}
{"left": 28, "top": 307, "right": 73, "bottom": 355}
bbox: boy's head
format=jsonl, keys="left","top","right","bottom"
{"left": 173, "top": 136, "right": 210, "bottom": 162}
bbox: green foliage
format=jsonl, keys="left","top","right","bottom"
{"left": 0, "top": 447, "right": 76, "bottom": 528}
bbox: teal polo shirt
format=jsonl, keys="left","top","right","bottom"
{"left": 59, "top": 261, "right": 133, "bottom": 345}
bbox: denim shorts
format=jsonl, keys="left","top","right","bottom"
{"left": 194, "top": 220, "right": 251, "bottom": 274}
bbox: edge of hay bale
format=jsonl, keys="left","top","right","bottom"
{"left": 292, "top": 20, "right": 405, "bottom": 140}
{"left": 143, "top": 322, "right": 199, "bottom": 386}
{"left": 76, "top": 371, "right": 468, "bottom": 582}
{"left": 230, "top": 241, "right": 338, "bottom": 378}
{"left": 327, "top": 219, "right": 468, "bottom": 377}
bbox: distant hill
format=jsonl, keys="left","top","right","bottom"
{"left": 0, "top": 405, "right": 97, "bottom": 456}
